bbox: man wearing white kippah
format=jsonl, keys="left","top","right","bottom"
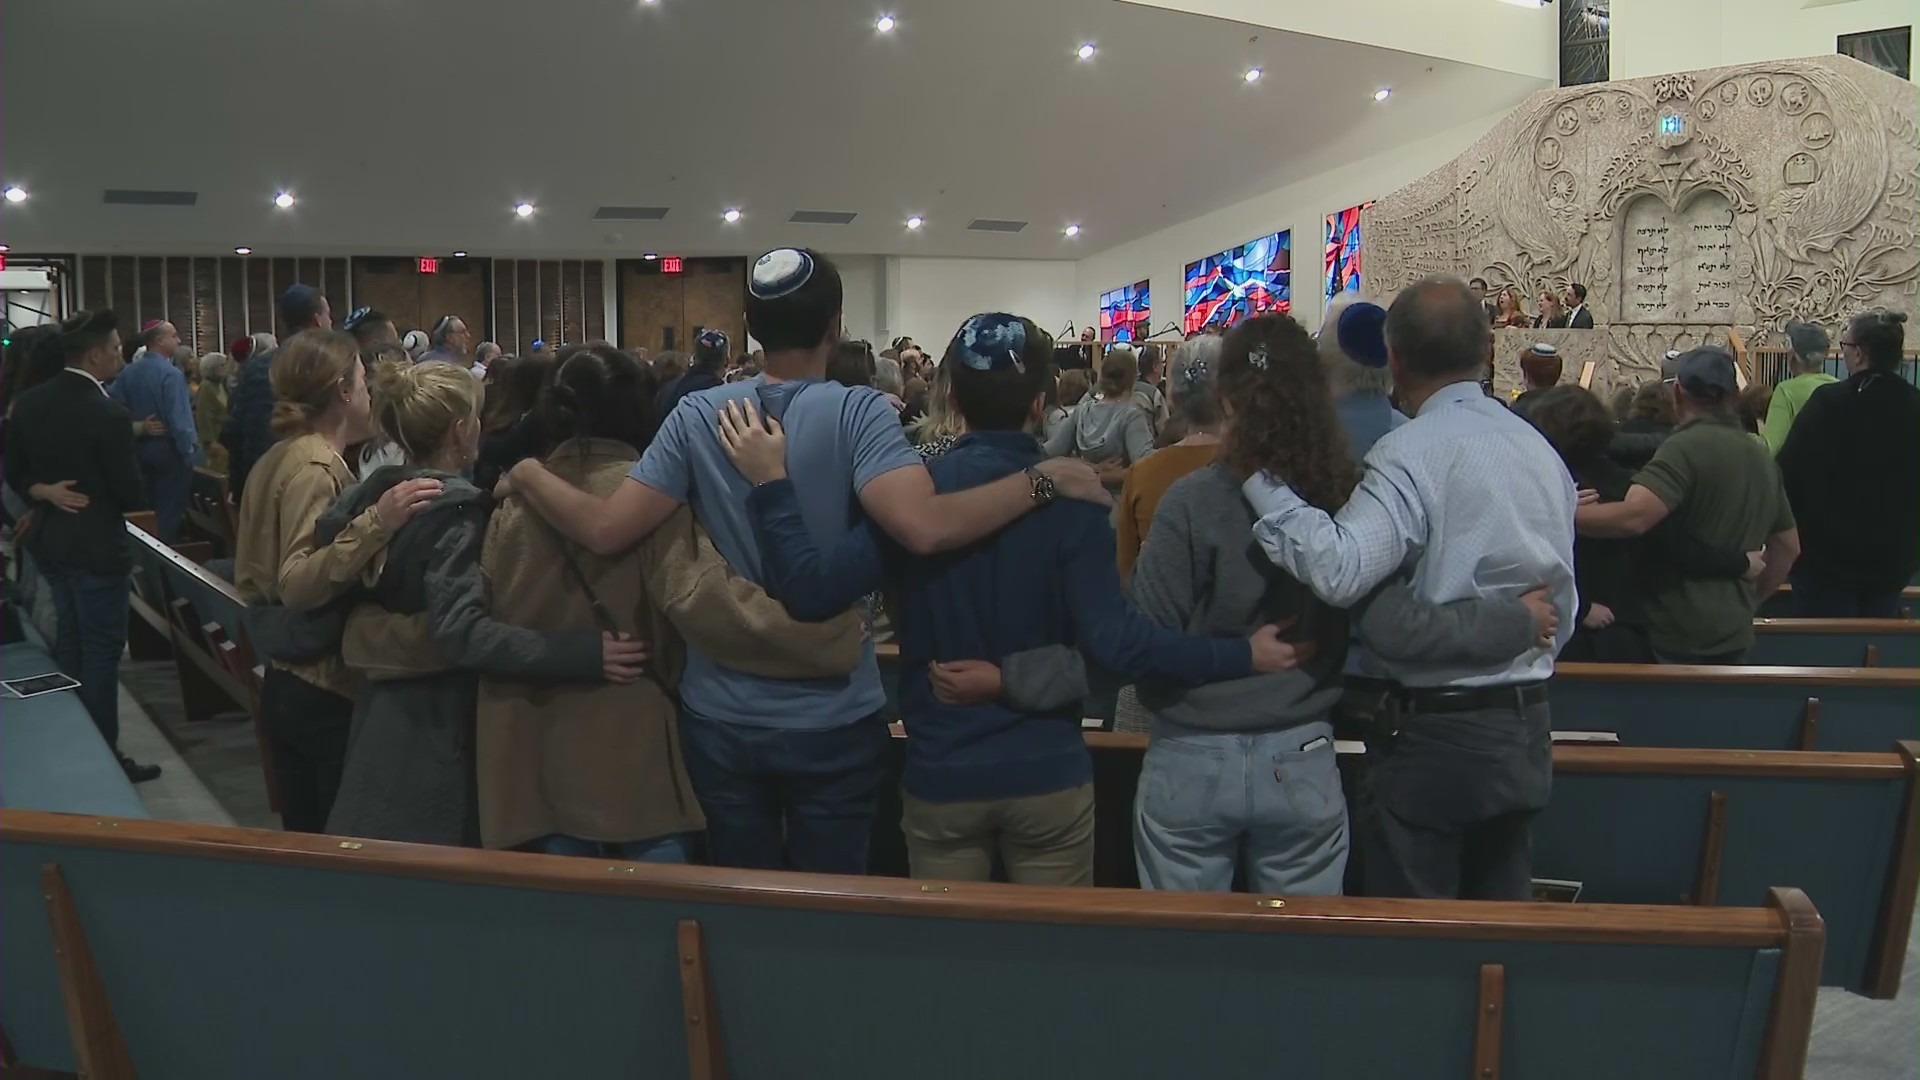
{"left": 503, "top": 247, "right": 1108, "bottom": 874}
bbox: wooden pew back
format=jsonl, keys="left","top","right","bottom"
{"left": 0, "top": 809, "right": 1821, "bottom": 1080}
{"left": 1552, "top": 663, "right": 1920, "bottom": 752}
{"left": 1747, "top": 618, "right": 1920, "bottom": 668}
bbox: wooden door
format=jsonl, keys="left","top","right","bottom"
{"left": 618, "top": 258, "right": 745, "bottom": 355}
{"left": 350, "top": 257, "right": 489, "bottom": 342}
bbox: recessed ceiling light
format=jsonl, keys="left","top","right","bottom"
{"left": 233, "top": 246, "right": 253, "bottom": 255}
{"left": 643, "top": 252, "right": 659, "bottom": 260}
{"left": 514, "top": 201, "right": 535, "bottom": 218}
{"left": 875, "top": 14, "right": 896, "bottom": 32}
{"left": 272, "top": 191, "right": 296, "bottom": 209}
{"left": 3, "top": 186, "right": 27, "bottom": 203}
{"left": 722, "top": 208, "right": 742, "bottom": 223}
{"left": 1063, "top": 224, "right": 1081, "bottom": 238}
{"left": 1373, "top": 87, "right": 1392, "bottom": 102}
{"left": 1243, "top": 67, "right": 1263, "bottom": 83}
{"left": 641, "top": 0, "right": 658, "bottom": 6}
{"left": 906, "top": 215, "right": 924, "bottom": 230}
{"left": 452, "top": 250, "right": 468, "bottom": 258}
{"left": 1076, "top": 42, "right": 1096, "bottom": 60}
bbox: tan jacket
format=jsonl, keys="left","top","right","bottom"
{"left": 233, "top": 433, "right": 391, "bottom": 697}
{"left": 471, "top": 438, "right": 864, "bottom": 849}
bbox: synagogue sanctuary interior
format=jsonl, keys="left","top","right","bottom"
{"left": 1, "top": 0, "right": 1917, "bottom": 1077}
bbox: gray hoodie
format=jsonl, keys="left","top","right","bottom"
{"left": 1043, "top": 396, "right": 1154, "bottom": 471}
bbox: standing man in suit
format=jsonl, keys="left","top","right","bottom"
{"left": 1469, "top": 278, "right": 1494, "bottom": 325}
{"left": 3, "top": 310, "right": 162, "bottom": 782}
{"left": 111, "top": 319, "right": 198, "bottom": 542}
{"left": 1564, "top": 283, "right": 1595, "bottom": 329}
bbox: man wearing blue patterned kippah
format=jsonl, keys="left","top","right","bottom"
{"left": 714, "top": 313, "right": 1305, "bottom": 886}
{"left": 502, "top": 250, "right": 1110, "bottom": 874}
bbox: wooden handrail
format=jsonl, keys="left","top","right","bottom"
{"left": 124, "top": 519, "right": 245, "bottom": 606}
{"left": 0, "top": 809, "right": 1797, "bottom": 947}
{"left": 1752, "top": 618, "right": 1919, "bottom": 634}
{"left": 1553, "top": 663, "right": 1919, "bottom": 687}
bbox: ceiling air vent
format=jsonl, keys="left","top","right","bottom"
{"left": 788, "top": 210, "right": 858, "bottom": 225}
{"left": 592, "top": 206, "right": 670, "bottom": 221}
{"left": 966, "top": 218, "right": 1027, "bottom": 233}
{"left": 102, "top": 189, "right": 198, "bottom": 206}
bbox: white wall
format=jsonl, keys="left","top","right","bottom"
{"left": 883, "top": 257, "right": 1081, "bottom": 351}
{"left": 1072, "top": 109, "right": 1513, "bottom": 341}
{"left": 1612, "top": 0, "right": 1917, "bottom": 79}
{"left": 833, "top": 254, "right": 888, "bottom": 345}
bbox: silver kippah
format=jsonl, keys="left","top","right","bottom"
{"left": 750, "top": 248, "right": 815, "bottom": 299}
{"left": 1528, "top": 342, "right": 1558, "bottom": 356}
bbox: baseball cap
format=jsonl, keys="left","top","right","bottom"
{"left": 1673, "top": 347, "right": 1738, "bottom": 403}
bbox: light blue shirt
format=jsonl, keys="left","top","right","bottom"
{"left": 109, "top": 350, "right": 196, "bottom": 461}
{"left": 1335, "top": 390, "right": 1409, "bottom": 463}
{"left": 630, "top": 375, "right": 923, "bottom": 728}
{"left": 1243, "top": 380, "right": 1577, "bottom": 688}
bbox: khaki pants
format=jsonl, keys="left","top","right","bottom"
{"left": 901, "top": 783, "right": 1095, "bottom": 886}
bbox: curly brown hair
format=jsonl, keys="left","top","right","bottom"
{"left": 1216, "top": 315, "right": 1358, "bottom": 511}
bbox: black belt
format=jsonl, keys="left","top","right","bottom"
{"left": 1395, "top": 681, "right": 1548, "bottom": 715}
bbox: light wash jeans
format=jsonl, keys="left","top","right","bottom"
{"left": 1134, "top": 717, "right": 1348, "bottom": 895}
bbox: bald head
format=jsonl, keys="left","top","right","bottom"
{"left": 1385, "top": 276, "right": 1493, "bottom": 384}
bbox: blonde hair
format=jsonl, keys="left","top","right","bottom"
{"left": 269, "top": 330, "right": 363, "bottom": 437}
{"left": 908, "top": 360, "right": 965, "bottom": 445}
{"left": 372, "top": 359, "right": 480, "bottom": 464}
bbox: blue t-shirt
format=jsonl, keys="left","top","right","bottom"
{"left": 629, "top": 375, "right": 922, "bottom": 729}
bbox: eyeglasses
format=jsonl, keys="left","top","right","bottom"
{"left": 1839, "top": 339, "right": 1860, "bottom": 348}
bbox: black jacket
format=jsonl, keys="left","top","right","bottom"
{"left": 1778, "top": 371, "right": 1920, "bottom": 592}
{"left": 3, "top": 370, "right": 146, "bottom": 575}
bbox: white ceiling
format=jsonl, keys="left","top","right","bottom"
{"left": 1, "top": 0, "right": 1543, "bottom": 260}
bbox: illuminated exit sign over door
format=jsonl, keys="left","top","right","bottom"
{"left": 660, "top": 256, "right": 684, "bottom": 274}
{"left": 418, "top": 257, "right": 440, "bottom": 274}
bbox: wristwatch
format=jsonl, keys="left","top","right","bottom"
{"left": 1024, "top": 466, "right": 1056, "bottom": 506}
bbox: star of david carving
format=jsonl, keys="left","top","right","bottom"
{"left": 1655, "top": 156, "right": 1694, "bottom": 201}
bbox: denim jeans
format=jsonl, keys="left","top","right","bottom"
{"left": 530, "top": 832, "right": 696, "bottom": 864}
{"left": 676, "top": 708, "right": 890, "bottom": 874}
{"left": 1789, "top": 570, "right": 1907, "bottom": 619}
{"left": 41, "top": 566, "right": 131, "bottom": 752}
{"left": 1134, "top": 718, "right": 1348, "bottom": 895}
{"left": 135, "top": 440, "right": 193, "bottom": 544}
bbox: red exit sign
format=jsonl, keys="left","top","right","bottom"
{"left": 660, "top": 256, "right": 683, "bottom": 274}
{"left": 418, "top": 257, "right": 440, "bottom": 274}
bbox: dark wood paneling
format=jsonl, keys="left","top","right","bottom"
{"left": 560, "top": 260, "right": 584, "bottom": 347}
{"left": 164, "top": 258, "right": 193, "bottom": 343}
{"left": 219, "top": 258, "right": 246, "bottom": 342}
{"left": 296, "top": 258, "right": 323, "bottom": 296}
{"left": 421, "top": 264, "right": 488, "bottom": 352}
{"left": 245, "top": 259, "right": 271, "bottom": 337}
{"left": 324, "top": 259, "right": 349, "bottom": 317}
{"left": 80, "top": 256, "right": 108, "bottom": 312}
{"left": 136, "top": 257, "right": 164, "bottom": 325}
{"left": 621, "top": 267, "right": 682, "bottom": 353}
{"left": 492, "top": 260, "right": 518, "bottom": 352}
{"left": 515, "top": 261, "right": 538, "bottom": 354}
{"left": 108, "top": 257, "right": 138, "bottom": 339}
{"left": 270, "top": 259, "right": 298, "bottom": 325}
{"left": 351, "top": 259, "right": 423, "bottom": 336}
{"left": 537, "top": 260, "right": 562, "bottom": 348}
{"left": 191, "top": 259, "right": 219, "bottom": 356}
{"left": 583, "top": 261, "right": 606, "bottom": 342}
{"left": 683, "top": 260, "right": 746, "bottom": 354}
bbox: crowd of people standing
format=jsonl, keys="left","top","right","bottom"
{"left": 1, "top": 244, "right": 1913, "bottom": 905}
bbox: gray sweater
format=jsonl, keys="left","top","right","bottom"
{"left": 1128, "top": 463, "right": 1540, "bottom": 731}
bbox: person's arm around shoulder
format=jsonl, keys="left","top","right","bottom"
{"left": 422, "top": 503, "right": 619, "bottom": 682}
{"left": 1065, "top": 505, "right": 1296, "bottom": 685}
{"left": 719, "top": 396, "right": 1108, "bottom": 558}
{"left": 506, "top": 408, "right": 688, "bottom": 556}
{"left": 1354, "top": 579, "right": 1551, "bottom": 665}
{"left": 640, "top": 504, "right": 865, "bottom": 677}
{"left": 1242, "top": 454, "right": 1426, "bottom": 608}
{"left": 276, "top": 465, "right": 439, "bottom": 610}
{"left": 1578, "top": 437, "right": 1688, "bottom": 539}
